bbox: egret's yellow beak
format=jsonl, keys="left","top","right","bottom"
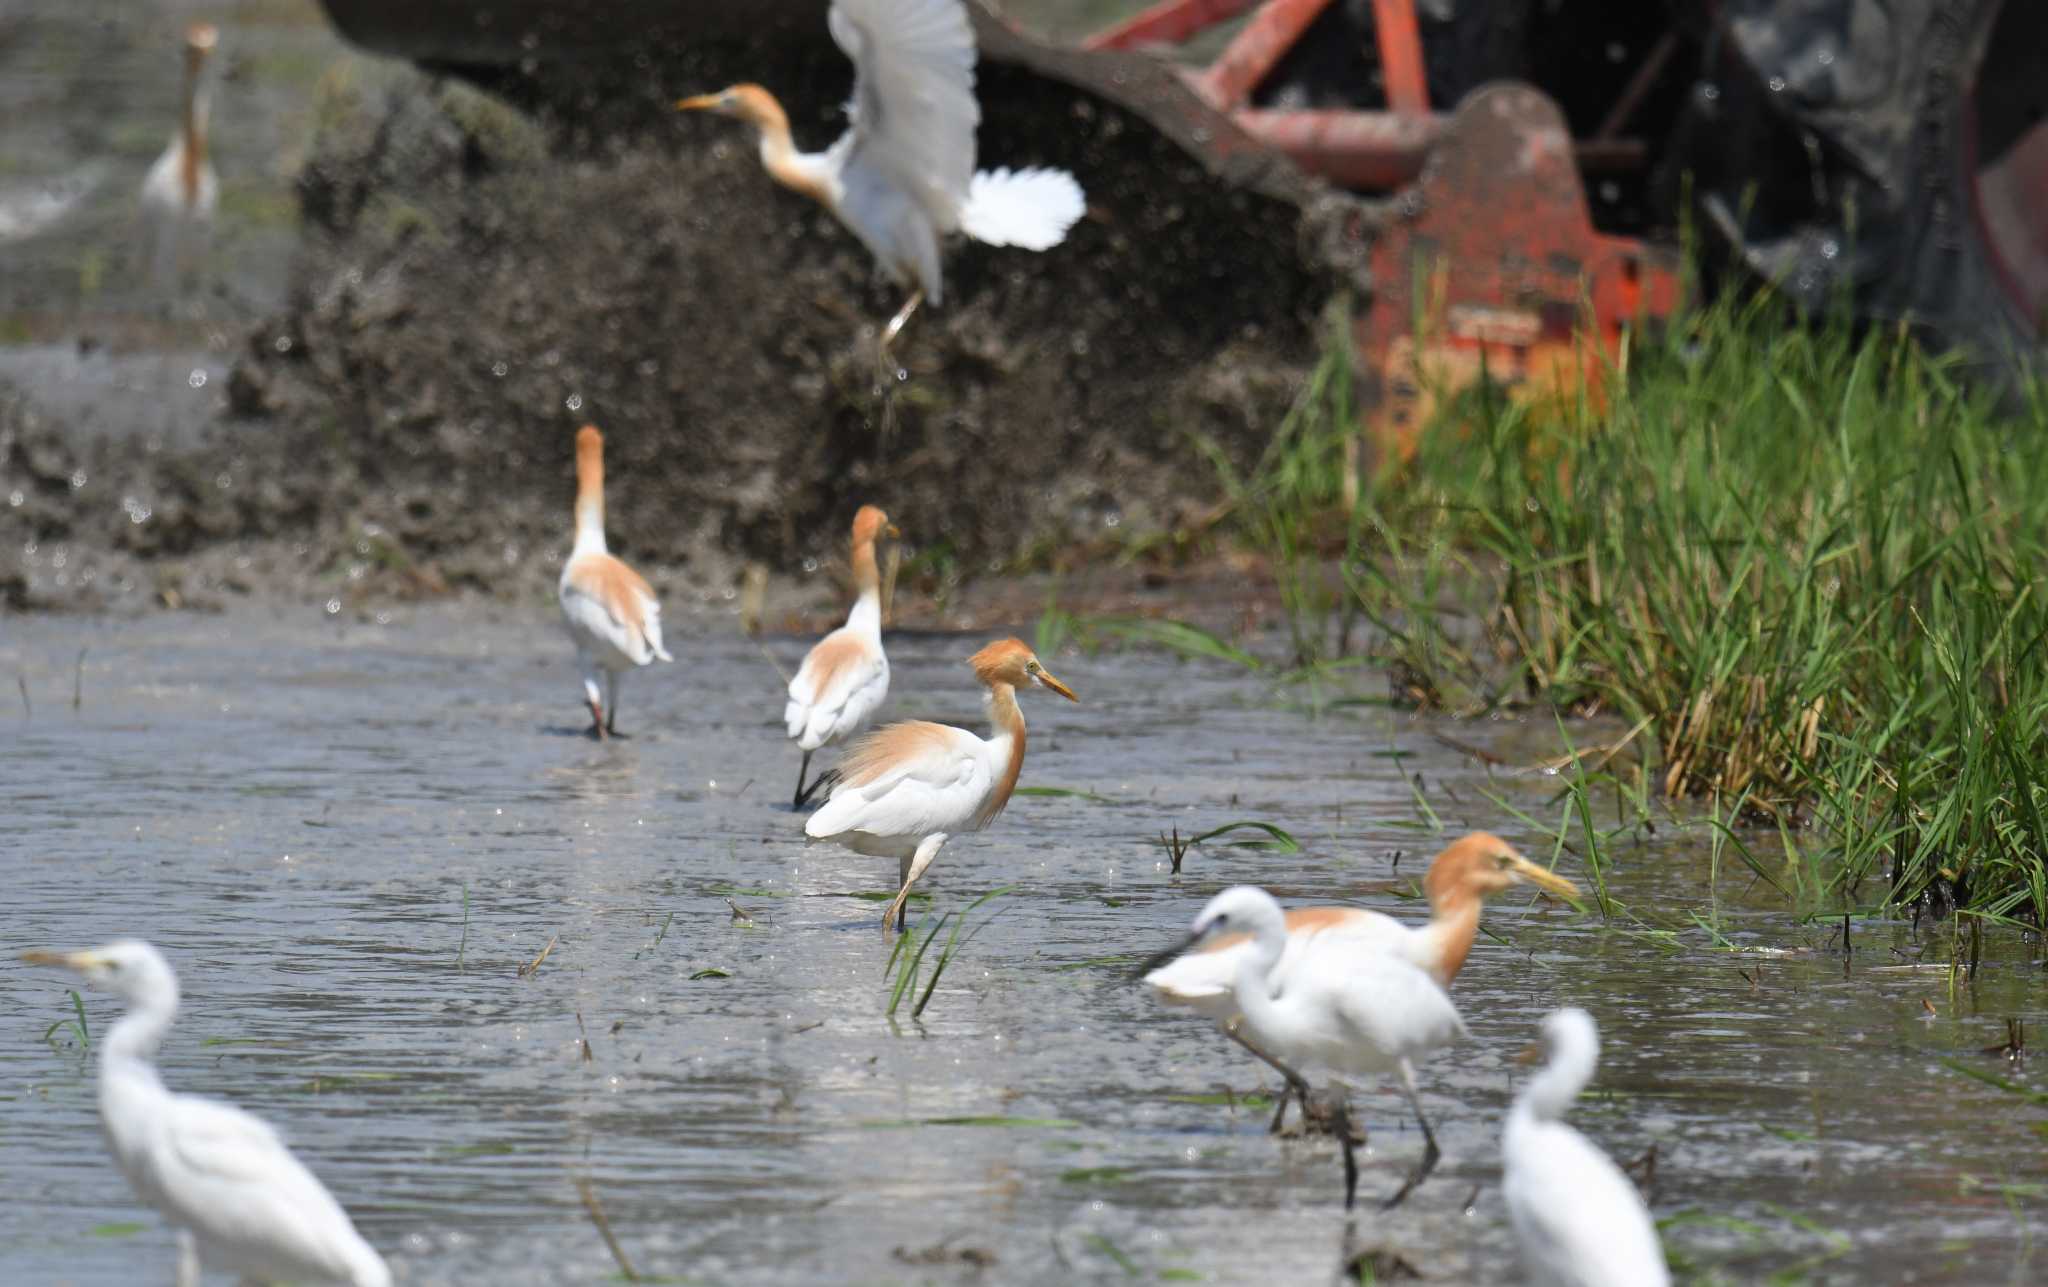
{"left": 675, "top": 93, "right": 723, "bottom": 113}
{"left": 21, "top": 949, "right": 90, "bottom": 970}
{"left": 1508, "top": 855, "right": 1581, "bottom": 901}
{"left": 1036, "top": 667, "right": 1078, "bottom": 703}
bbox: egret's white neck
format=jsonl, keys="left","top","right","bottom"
{"left": 752, "top": 115, "right": 839, "bottom": 208}
{"left": 1520, "top": 1029, "right": 1598, "bottom": 1122}
{"left": 844, "top": 539, "right": 882, "bottom": 636}
{"left": 1230, "top": 916, "right": 1290, "bottom": 1025}
{"left": 100, "top": 995, "right": 176, "bottom": 1112}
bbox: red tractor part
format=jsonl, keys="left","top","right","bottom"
{"left": 1088, "top": 0, "right": 1681, "bottom": 462}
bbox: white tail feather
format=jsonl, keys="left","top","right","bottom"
{"left": 959, "top": 167, "right": 1085, "bottom": 251}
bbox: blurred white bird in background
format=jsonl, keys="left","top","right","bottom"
{"left": 1140, "top": 885, "right": 1468, "bottom": 1209}
{"left": 138, "top": 22, "right": 220, "bottom": 290}
{"left": 676, "top": 0, "right": 1086, "bottom": 364}
{"left": 559, "top": 424, "right": 672, "bottom": 738}
{"left": 786, "top": 504, "right": 898, "bottom": 807}
{"left": 21, "top": 941, "right": 390, "bottom": 1287}
{"left": 805, "top": 637, "right": 1077, "bottom": 930}
{"left": 1504, "top": 1007, "right": 1669, "bottom": 1287}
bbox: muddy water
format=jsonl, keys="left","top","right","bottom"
{"left": 2, "top": 606, "right": 2044, "bottom": 1285}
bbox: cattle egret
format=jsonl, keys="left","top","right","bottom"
{"left": 1505, "top": 1008, "right": 1669, "bottom": 1287}
{"left": 675, "top": 0, "right": 1086, "bottom": 362}
{"left": 1145, "top": 833, "right": 1578, "bottom": 1129}
{"left": 139, "top": 23, "right": 219, "bottom": 287}
{"left": 559, "top": 425, "right": 672, "bottom": 738}
{"left": 21, "top": 942, "right": 390, "bottom": 1287}
{"left": 1139, "top": 886, "right": 1468, "bottom": 1209}
{"left": 786, "top": 505, "right": 898, "bottom": 807}
{"left": 806, "top": 637, "right": 1076, "bottom": 930}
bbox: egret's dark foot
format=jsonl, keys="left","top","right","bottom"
{"left": 1379, "top": 1133, "right": 1441, "bottom": 1211}
{"left": 1335, "top": 1095, "right": 1362, "bottom": 1211}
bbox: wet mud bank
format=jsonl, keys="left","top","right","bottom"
{"left": 4, "top": 20, "right": 1348, "bottom": 616}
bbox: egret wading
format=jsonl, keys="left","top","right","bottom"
{"left": 1504, "top": 1008, "right": 1670, "bottom": 1287}
{"left": 675, "top": 0, "right": 1085, "bottom": 366}
{"left": 786, "top": 505, "right": 899, "bottom": 807}
{"left": 21, "top": 942, "right": 390, "bottom": 1287}
{"left": 1144, "top": 833, "right": 1578, "bottom": 1130}
{"left": 1139, "top": 886, "right": 1468, "bottom": 1209}
{"left": 805, "top": 637, "right": 1076, "bottom": 931}
{"left": 558, "top": 424, "right": 672, "bottom": 738}
{"left": 139, "top": 23, "right": 218, "bottom": 288}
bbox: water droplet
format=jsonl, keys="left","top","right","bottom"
{"left": 1817, "top": 48, "right": 1835, "bottom": 67}
{"left": 491, "top": 361, "right": 508, "bottom": 377}
{"left": 1820, "top": 239, "right": 1839, "bottom": 259}
{"left": 69, "top": 470, "right": 86, "bottom": 490}
{"left": 324, "top": 598, "right": 341, "bottom": 614}
{"left": 6, "top": 490, "right": 21, "bottom": 507}
{"left": 1605, "top": 42, "right": 1626, "bottom": 62}
{"left": 1768, "top": 76, "right": 1786, "bottom": 92}
{"left": 566, "top": 393, "right": 583, "bottom": 411}
{"left": 274, "top": 335, "right": 292, "bottom": 353}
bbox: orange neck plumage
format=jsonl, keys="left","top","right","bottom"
{"left": 572, "top": 429, "right": 606, "bottom": 555}
{"left": 179, "top": 55, "right": 206, "bottom": 208}
{"left": 973, "top": 682, "right": 1026, "bottom": 830}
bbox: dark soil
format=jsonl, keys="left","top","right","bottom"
{"left": 2, "top": 23, "right": 1350, "bottom": 617}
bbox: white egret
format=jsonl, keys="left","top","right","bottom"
{"left": 786, "top": 504, "right": 898, "bottom": 807}
{"left": 675, "top": 0, "right": 1086, "bottom": 361}
{"left": 559, "top": 424, "right": 672, "bottom": 739}
{"left": 21, "top": 942, "right": 391, "bottom": 1287}
{"left": 1140, "top": 885, "right": 1468, "bottom": 1208}
{"left": 1144, "top": 833, "right": 1578, "bottom": 1129}
{"left": 1504, "top": 1007, "right": 1669, "bottom": 1287}
{"left": 805, "top": 636, "right": 1076, "bottom": 930}
{"left": 138, "top": 23, "right": 219, "bottom": 288}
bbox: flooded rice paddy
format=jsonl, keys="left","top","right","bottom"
{"left": 3, "top": 606, "right": 2045, "bottom": 1285}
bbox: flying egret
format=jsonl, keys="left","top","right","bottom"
{"left": 21, "top": 942, "right": 391, "bottom": 1287}
{"left": 1504, "top": 1008, "right": 1669, "bottom": 1287}
{"left": 786, "top": 504, "right": 899, "bottom": 807}
{"left": 559, "top": 424, "right": 672, "bottom": 738}
{"left": 805, "top": 636, "right": 1076, "bottom": 930}
{"left": 1139, "top": 886, "right": 1468, "bottom": 1209}
{"left": 675, "top": 0, "right": 1086, "bottom": 363}
{"left": 138, "top": 23, "right": 219, "bottom": 288}
{"left": 1144, "top": 833, "right": 1578, "bottom": 1129}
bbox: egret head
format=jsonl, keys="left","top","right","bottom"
{"left": 22, "top": 940, "right": 179, "bottom": 1008}
{"left": 675, "top": 84, "right": 784, "bottom": 129}
{"left": 968, "top": 638, "right": 1076, "bottom": 701}
{"left": 1426, "top": 832, "right": 1580, "bottom": 905}
{"left": 186, "top": 23, "right": 219, "bottom": 56}
{"left": 1135, "top": 885, "right": 1284, "bottom": 977}
{"left": 851, "top": 504, "right": 898, "bottom": 547}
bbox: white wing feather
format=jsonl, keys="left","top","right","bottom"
{"left": 786, "top": 638, "right": 889, "bottom": 749}
{"left": 161, "top": 1095, "right": 390, "bottom": 1286}
{"left": 559, "top": 571, "right": 655, "bottom": 668}
{"left": 1145, "top": 910, "right": 1410, "bottom": 1018}
{"left": 828, "top": 0, "right": 979, "bottom": 227}
{"left": 960, "top": 167, "right": 1085, "bottom": 250}
{"left": 805, "top": 724, "right": 995, "bottom": 841}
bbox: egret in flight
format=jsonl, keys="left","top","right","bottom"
{"left": 1139, "top": 886, "right": 1468, "bottom": 1209}
{"left": 1504, "top": 1008, "right": 1670, "bottom": 1286}
{"left": 806, "top": 637, "right": 1076, "bottom": 930}
{"left": 786, "top": 504, "right": 898, "bottom": 807}
{"left": 559, "top": 424, "right": 672, "bottom": 738}
{"left": 21, "top": 942, "right": 391, "bottom": 1287}
{"left": 676, "top": 0, "right": 1085, "bottom": 362}
{"left": 139, "top": 22, "right": 219, "bottom": 287}
{"left": 1144, "top": 833, "right": 1578, "bottom": 1130}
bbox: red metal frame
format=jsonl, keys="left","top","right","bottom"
{"left": 1081, "top": 0, "right": 1682, "bottom": 463}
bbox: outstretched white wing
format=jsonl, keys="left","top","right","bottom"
{"left": 828, "top": 0, "right": 979, "bottom": 228}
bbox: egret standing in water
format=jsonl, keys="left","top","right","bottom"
{"left": 138, "top": 22, "right": 219, "bottom": 289}
{"left": 675, "top": 0, "right": 1085, "bottom": 364}
{"left": 21, "top": 942, "right": 390, "bottom": 1287}
{"left": 806, "top": 637, "right": 1076, "bottom": 930}
{"left": 786, "top": 504, "right": 898, "bottom": 807}
{"left": 1144, "top": 833, "right": 1578, "bottom": 1129}
{"left": 559, "top": 424, "right": 672, "bottom": 738}
{"left": 1139, "top": 886, "right": 1468, "bottom": 1209}
{"left": 1504, "top": 1008, "right": 1669, "bottom": 1287}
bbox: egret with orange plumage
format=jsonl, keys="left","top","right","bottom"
{"left": 1144, "top": 832, "right": 1578, "bottom": 1129}
{"left": 675, "top": 0, "right": 1085, "bottom": 364}
{"left": 805, "top": 637, "right": 1076, "bottom": 930}
{"left": 138, "top": 23, "right": 219, "bottom": 288}
{"left": 558, "top": 425, "right": 671, "bottom": 738}
{"left": 786, "top": 505, "right": 898, "bottom": 807}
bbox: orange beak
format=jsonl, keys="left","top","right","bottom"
{"left": 675, "top": 93, "right": 723, "bottom": 113}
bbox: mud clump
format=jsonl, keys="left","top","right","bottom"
{"left": 6, "top": 37, "right": 1330, "bottom": 613}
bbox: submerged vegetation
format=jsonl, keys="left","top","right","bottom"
{"left": 1127, "top": 295, "right": 2048, "bottom": 924}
